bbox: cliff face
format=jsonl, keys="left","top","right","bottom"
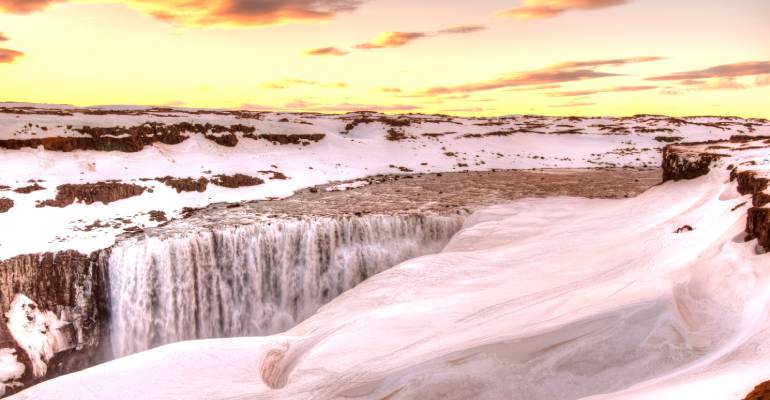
{"left": 662, "top": 137, "right": 770, "bottom": 251}
{"left": 0, "top": 251, "right": 111, "bottom": 395}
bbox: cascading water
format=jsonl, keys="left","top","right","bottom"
{"left": 108, "top": 213, "right": 465, "bottom": 357}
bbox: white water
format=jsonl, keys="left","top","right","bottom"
{"left": 108, "top": 213, "right": 465, "bottom": 357}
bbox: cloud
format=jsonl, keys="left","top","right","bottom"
{"left": 500, "top": 0, "right": 630, "bottom": 19}
{"left": 757, "top": 75, "right": 770, "bottom": 87}
{"left": 422, "top": 67, "right": 619, "bottom": 95}
{"left": 505, "top": 84, "right": 563, "bottom": 92}
{"left": 0, "top": 48, "right": 23, "bottom": 63}
{"left": 552, "top": 101, "right": 596, "bottom": 108}
{"left": 260, "top": 78, "right": 347, "bottom": 89}
{"left": 551, "top": 56, "right": 664, "bottom": 69}
{"left": 261, "top": 78, "right": 317, "bottom": 89}
{"left": 441, "top": 107, "right": 485, "bottom": 113}
{"left": 696, "top": 77, "right": 749, "bottom": 90}
{"left": 549, "top": 85, "right": 657, "bottom": 97}
{"left": 658, "top": 87, "right": 684, "bottom": 96}
{"left": 305, "top": 46, "right": 349, "bottom": 56}
{"left": 378, "top": 87, "right": 402, "bottom": 93}
{"left": 438, "top": 25, "right": 487, "bottom": 34}
{"left": 242, "top": 100, "right": 420, "bottom": 112}
{"left": 0, "top": 0, "right": 62, "bottom": 14}
{"left": 647, "top": 61, "right": 770, "bottom": 81}
{"left": 354, "top": 32, "right": 428, "bottom": 49}
{"left": 0, "top": 0, "right": 364, "bottom": 27}
{"left": 0, "top": 33, "right": 7, "bottom": 41}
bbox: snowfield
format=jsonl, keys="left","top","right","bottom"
{"left": 3, "top": 104, "right": 770, "bottom": 399}
{"left": 1, "top": 103, "right": 768, "bottom": 260}
{"left": 10, "top": 165, "right": 770, "bottom": 399}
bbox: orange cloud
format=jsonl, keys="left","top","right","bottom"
{"left": 500, "top": 0, "right": 630, "bottom": 19}
{"left": 438, "top": 25, "right": 487, "bottom": 34}
{"left": 551, "top": 56, "right": 663, "bottom": 69}
{"left": 647, "top": 61, "right": 770, "bottom": 81}
{"left": 549, "top": 85, "right": 657, "bottom": 97}
{"left": 0, "top": 48, "right": 23, "bottom": 63}
{"left": 505, "top": 84, "right": 563, "bottom": 92}
{"left": 133, "top": 0, "right": 364, "bottom": 27}
{"left": 0, "top": 33, "right": 7, "bottom": 41}
{"left": 0, "top": 0, "right": 363, "bottom": 27}
{"left": 422, "top": 67, "right": 619, "bottom": 95}
{"left": 0, "top": 0, "right": 62, "bottom": 14}
{"left": 354, "top": 32, "right": 428, "bottom": 49}
{"left": 305, "top": 46, "right": 349, "bottom": 56}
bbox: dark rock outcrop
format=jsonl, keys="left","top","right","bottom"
{"left": 13, "top": 184, "right": 45, "bottom": 194}
{"left": 211, "top": 174, "right": 264, "bottom": 188}
{"left": 0, "top": 122, "right": 256, "bottom": 153}
{"left": 158, "top": 177, "right": 209, "bottom": 193}
{"left": 0, "top": 198, "right": 12, "bottom": 213}
{"left": 661, "top": 145, "right": 727, "bottom": 182}
{"left": 744, "top": 380, "right": 770, "bottom": 400}
{"left": 245, "top": 133, "right": 325, "bottom": 145}
{"left": 37, "top": 182, "right": 146, "bottom": 208}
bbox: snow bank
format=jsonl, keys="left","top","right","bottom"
{"left": 10, "top": 162, "right": 769, "bottom": 399}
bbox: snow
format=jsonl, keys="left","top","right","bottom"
{"left": 10, "top": 163, "right": 770, "bottom": 399}
{"left": 0, "top": 349, "right": 24, "bottom": 397}
{"left": 5, "top": 295, "right": 74, "bottom": 378}
{"left": 1, "top": 104, "right": 768, "bottom": 260}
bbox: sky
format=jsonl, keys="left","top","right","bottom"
{"left": 0, "top": 0, "right": 769, "bottom": 117}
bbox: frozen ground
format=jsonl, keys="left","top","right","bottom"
{"left": 1, "top": 103, "right": 767, "bottom": 260}
{"left": 10, "top": 163, "right": 770, "bottom": 400}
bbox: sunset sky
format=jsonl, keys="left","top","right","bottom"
{"left": 0, "top": 0, "right": 768, "bottom": 117}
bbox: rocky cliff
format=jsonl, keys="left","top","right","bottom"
{"left": 0, "top": 251, "right": 111, "bottom": 396}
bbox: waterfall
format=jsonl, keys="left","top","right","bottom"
{"left": 108, "top": 213, "right": 465, "bottom": 357}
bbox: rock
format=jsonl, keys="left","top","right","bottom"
{"left": 37, "top": 182, "right": 146, "bottom": 208}
{"left": 0, "top": 199, "right": 12, "bottom": 213}
{"left": 158, "top": 177, "right": 209, "bottom": 193}
{"left": 148, "top": 210, "right": 168, "bottom": 222}
{"left": 13, "top": 184, "right": 45, "bottom": 194}
{"left": 0, "top": 251, "right": 111, "bottom": 394}
{"left": 211, "top": 174, "right": 264, "bottom": 188}
{"left": 744, "top": 380, "right": 770, "bottom": 400}
{"left": 245, "top": 133, "right": 325, "bottom": 145}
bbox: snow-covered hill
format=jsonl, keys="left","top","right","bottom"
{"left": 1, "top": 103, "right": 768, "bottom": 260}
{"left": 10, "top": 134, "right": 770, "bottom": 400}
